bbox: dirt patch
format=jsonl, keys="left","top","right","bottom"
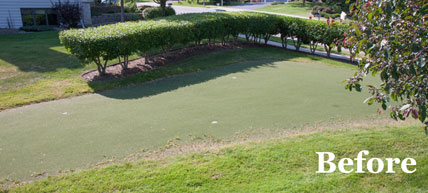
{"left": 81, "top": 42, "right": 268, "bottom": 82}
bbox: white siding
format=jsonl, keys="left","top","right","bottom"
{"left": 0, "top": 0, "right": 81, "bottom": 28}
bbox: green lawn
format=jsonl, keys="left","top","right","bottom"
{"left": 257, "top": 1, "right": 326, "bottom": 18}
{"left": 172, "top": 1, "right": 243, "bottom": 7}
{"left": 0, "top": 45, "right": 381, "bottom": 183}
{"left": 0, "top": 32, "right": 102, "bottom": 110}
{"left": 0, "top": 32, "right": 235, "bottom": 110}
{"left": 173, "top": 1, "right": 212, "bottom": 7}
{"left": 0, "top": 31, "right": 218, "bottom": 111}
{"left": 7, "top": 122, "right": 427, "bottom": 192}
{"left": 0, "top": 31, "right": 355, "bottom": 111}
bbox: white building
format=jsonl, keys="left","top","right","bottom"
{"left": 0, "top": 0, "right": 93, "bottom": 29}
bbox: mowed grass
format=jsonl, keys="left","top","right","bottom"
{"left": 0, "top": 32, "right": 96, "bottom": 110}
{"left": 257, "top": 1, "right": 326, "bottom": 17}
{"left": 0, "top": 46, "right": 380, "bottom": 182}
{"left": 0, "top": 31, "right": 353, "bottom": 111}
{"left": 0, "top": 32, "right": 238, "bottom": 110}
{"left": 7, "top": 123, "right": 428, "bottom": 192}
{"left": 172, "top": 1, "right": 243, "bottom": 7}
{"left": 173, "top": 1, "right": 211, "bottom": 7}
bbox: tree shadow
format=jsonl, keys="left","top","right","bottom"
{"left": 97, "top": 59, "right": 280, "bottom": 100}
{"left": 0, "top": 31, "right": 82, "bottom": 73}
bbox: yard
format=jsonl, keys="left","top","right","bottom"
{"left": 0, "top": 31, "right": 383, "bottom": 185}
{"left": 172, "top": 0, "right": 244, "bottom": 7}
{"left": 0, "top": 32, "right": 94, "bottom": 110}
{"left": 1, "top": 6, "right": 425, "bottom": 192}
{"left": 257, "top": 1, "right": 326, "bottom": 18}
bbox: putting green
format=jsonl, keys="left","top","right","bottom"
{"left": 0, "top": 57, "right": 379, "bottom": 181}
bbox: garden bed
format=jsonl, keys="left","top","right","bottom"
{"left": 82, "top": 42, "right": 264, "bottom": 82}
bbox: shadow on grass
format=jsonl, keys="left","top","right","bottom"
{"left": 99, "top": 61, "right": 276, "bottom": 100}
{"left": 0, "top": 31, "right": 82, "bottom": 73}
{"left": 93, "top": 46, "right": 310, "bottom": 100}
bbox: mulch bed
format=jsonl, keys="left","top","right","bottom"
{"left": 82, "top": 42, "right": 267, "bottom": 82}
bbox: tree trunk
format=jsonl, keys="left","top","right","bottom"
{"left": 120, "top": 0, "right": 124, "bottom": 22}
{"left": 160, "top": 0, "right": 166, "bottom": 16}
{"left": 310, "top": 42, "right": 317, "bottom": 54}
{"left": 324, "top": 45, "right": 332, "bottom": 58}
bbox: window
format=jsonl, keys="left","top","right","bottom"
{"left": 21, "top": 8, "right": 58, "bottom": 26}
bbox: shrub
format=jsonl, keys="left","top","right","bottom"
{"left": 52, "top": 0, "right": 81, "bottom": 28}
{"left": 60, "top": 12, "right": 348, "bottom": 75}
{"left": 289, "top": 18, "right": 311, "bottom": 51}
{"left": 320, "top": 12, "right": 340, "bottom": 18}
{"left": 306, "top": 20, "right": 327, "bottom": 53}
{"left": 142, "top": 7, "right": 176, "bottom": 19}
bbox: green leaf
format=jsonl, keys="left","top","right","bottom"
{"left": 419, "top": 105, "right": 427, "bottom": 123}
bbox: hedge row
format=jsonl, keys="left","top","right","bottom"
{"left": 59, "top": 12, "right": 348, "bottom": 75}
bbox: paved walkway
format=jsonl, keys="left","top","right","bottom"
{"left": 239, "top": 35, "right": 353, "bottom": 62}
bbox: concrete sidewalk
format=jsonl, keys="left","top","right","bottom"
{"left": 239, "top": 35, "right": 354, "bottom": 62}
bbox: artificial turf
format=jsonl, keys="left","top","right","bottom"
{"left": 0, "top": 48, "right": 380, "bottom": 182}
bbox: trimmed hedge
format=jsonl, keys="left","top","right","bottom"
{"left": 59, "top": 12, "right": 348, "bottom": 75}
